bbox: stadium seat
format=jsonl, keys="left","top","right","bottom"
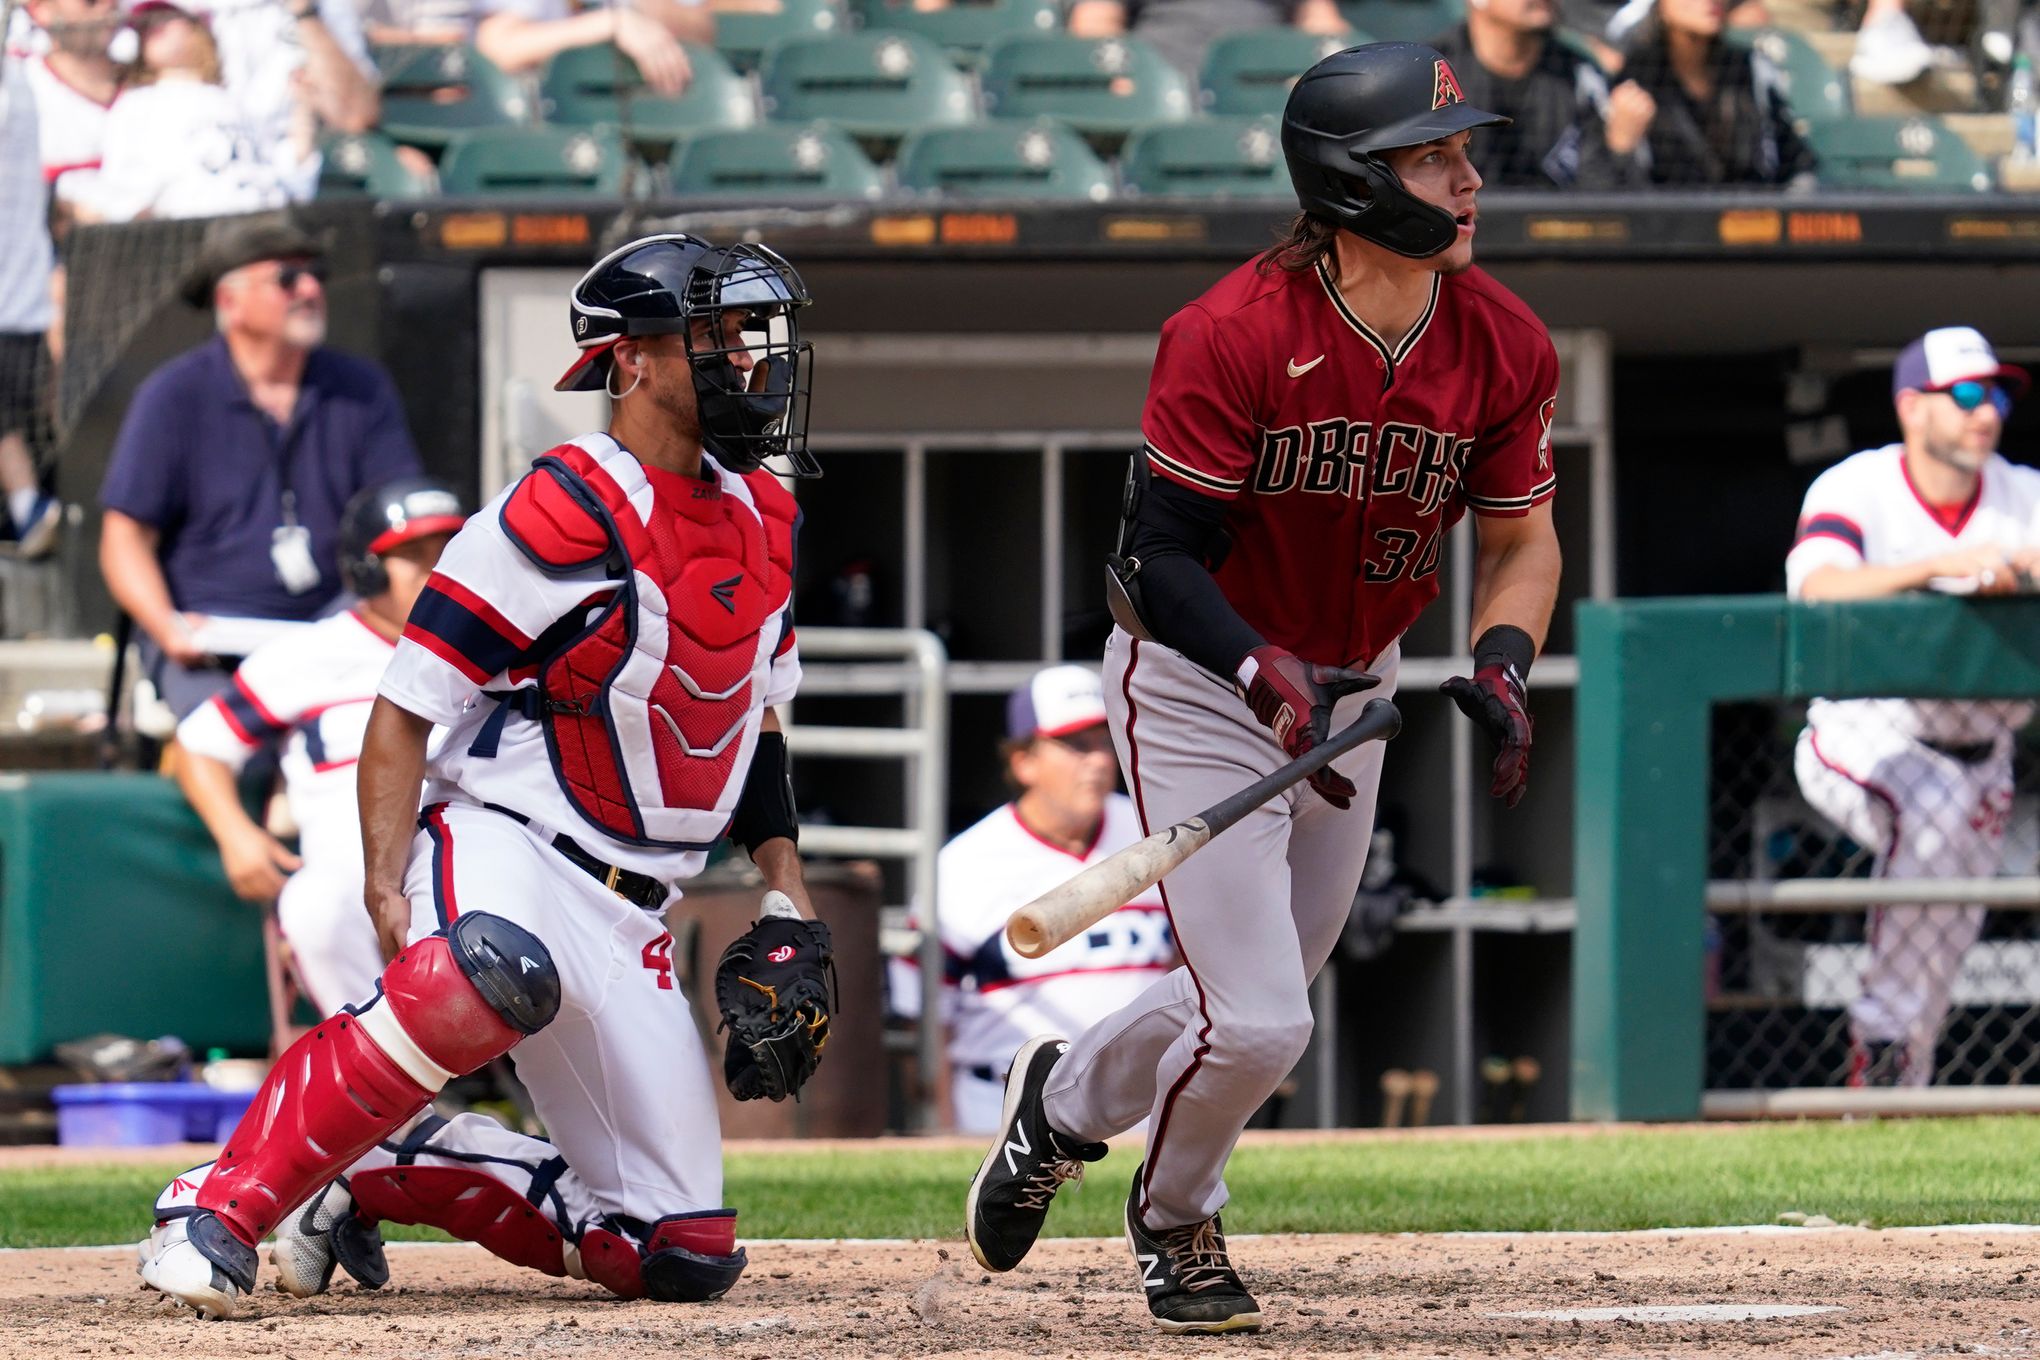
{"left": 316, "top": 131, "right": 434, "bottom": 198}
{"left": 539, "top": 43, "right": 754, "bottom": 155}
{"left": 895, "top": 119, "right": 1115, "bottom": 199}
{"left": 1337, "top": 0, "right": 1464, "bottom": 44}
{"left": 372, "top": 43, "right": 530, "bottom": 150}
{"left": 1199, "top": 29, "right": 1356, "bottom": 117}
{"left": 1803, "top": 115, "right": 1991, "bottom": 191}
{"left": 760, "top": 31, "right": 976, "bottom": 149}
{"left": 852, "top": 0, "right": 1060, "bottom": 69}
{"left": 666, "top": 123, "right": 888, "bottom": 198}
{"left": 1122, "top": 115, "right": 1288, "bottom": 198}
{"left": 436, "top": 126, "right": 630, "bottom": 195}
{"left": 1731, "top": 27, "right": 1851, "bottom": 124}
{"left": 715, "top": 0, "right": 845, "bottom": 73}
{"left": 981, "top": 34, "right": 1194, "bottom": 146}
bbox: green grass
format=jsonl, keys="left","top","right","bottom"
{"left": 5, "top": 1118, "right": 2037, "bottom": 1250}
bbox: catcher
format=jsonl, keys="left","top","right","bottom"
{"left": 136, "top": 233, "right": 835, "bottom": 1318}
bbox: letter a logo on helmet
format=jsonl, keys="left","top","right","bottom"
{"left": 1432, "top": 58, "right": 1465, "bottom": 110}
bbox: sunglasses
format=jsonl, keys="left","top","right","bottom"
{"left": 273, "top": 260, "right": 328, "bottom": 291}
{"left": 1936, "top": 380, "right": 2014, "bottom": 417}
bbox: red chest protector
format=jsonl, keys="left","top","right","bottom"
{"left": 487, "top": 436, "right": 798, "bottom": 850}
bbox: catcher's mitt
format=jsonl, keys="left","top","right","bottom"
{"left": 713, "top": 914, "right": 835, "bottom": 1101}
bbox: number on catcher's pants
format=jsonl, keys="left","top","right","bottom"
{"left": 642, "top": 932, "right": 675, "bottom": 990}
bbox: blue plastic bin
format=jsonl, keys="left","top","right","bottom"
{"left": 52, "top": 1083, "right": 257, "bottom": 1147}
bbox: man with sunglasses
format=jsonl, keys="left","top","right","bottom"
{"left": 1788, "top": 325, "right": 2040, "bottom": 1088}
{"left": 138, "top": 232, "right": 830, "bottom": 1318}
{"left": 98, "top": 219, "right": 421, "bottom": 723}
{"left": 892, "top": 665, "right": 1174, "bottom": 1133}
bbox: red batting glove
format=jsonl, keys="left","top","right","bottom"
{"left": 1440, "top": 663, "right": 1533, "bottom": 808}
{"left": 1237, "top": 644, "right": 1379, "bottom": 809}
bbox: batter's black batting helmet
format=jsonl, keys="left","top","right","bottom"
{"left": 339, "top": 477, "right": 467, "bottom": 598}
{"left": 555, "top": 232, "right": 819, "bottom": 478}
{"left": 1281, "top": 42, "right": 1510, "bottom": 259}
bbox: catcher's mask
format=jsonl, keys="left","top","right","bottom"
{"left": 556, "top": 233, "right": 819, "bottom": 478}
{"left": 1281, "top": 41, "right": 1508, "bottom": 259}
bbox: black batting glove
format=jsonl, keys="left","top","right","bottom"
{"left": 1441, "top": 626, "right": 1535, "bottom": 808}
{"left": 1237, "top": 644, "right": 1379, "bottom": 809}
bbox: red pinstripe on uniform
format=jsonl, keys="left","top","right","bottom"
{"left": 1119, "top": 638, "right": 1215, "bottom": 1227}
{"left": 1807, "top": 731, "right": 1902, "bottom": 958}
{"left": 422, "top": 803, "right": 460, "bottom": 927}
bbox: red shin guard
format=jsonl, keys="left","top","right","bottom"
{"left": 351, "top": 1167, "right": 568, "bottom": 1276}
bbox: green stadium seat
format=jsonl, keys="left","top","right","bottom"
{"left": 1122, "top": 115, "right": 1288, "bottom": 198}
{"left": 437, "top": 126, "right": 629, "bottom": 195}
{"left": 1199, "top": 29, "right": 1356, "bottom": 117}
{"left": 760, "top": 31, "right": 975, "bottom": 149}
{"left": 316, "top": 131, "right": 434, "bottom": 198}
{"left": 715, "top": 0, "right": 845, "bottom": 73}
{"left": 981, "top": 34, "right": 1194, "bottom": 146}
{"left": 666, "top": 123, "right": 887, "bottom": 198}
{"left": 896, "top": 119, "right": 1115, "bottom": 199}
{"left": 851, "top": 0, "right": 1060, "bottom": 68}
{"left": 1804, "top": 115, "right": 1990, "bottom": 192}
{"left": 1337, "top": 0, "right": 1463, "bottom": 44}
{"left": 539, "top": 43, "right": 754, "bottom": 155}
{"left": 372, "top": 43, "right": 530, "bottom": 150}
{"left": 1731, "top": 26, "right": 1851, "bottom": 124}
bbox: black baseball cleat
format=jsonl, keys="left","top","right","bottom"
{"left": 965, "top": 1034, "right": 1107, "bottom": 1273}
{"left": 1125, "top": 1166, "right": 1262, "bottom": 1334}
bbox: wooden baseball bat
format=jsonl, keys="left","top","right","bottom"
{"left": 1004, "top": 698, "right": 1402, "bottom": 959}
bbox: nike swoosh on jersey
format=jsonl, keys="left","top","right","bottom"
{"left": 1287, "top": 355, "right": 1326, "bottom": 378}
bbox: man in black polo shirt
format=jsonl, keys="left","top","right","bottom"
{"left": 98, "top": 219, "right": 422, "bottom": 720}
{"left": 1431, "top": 0, "right": 1652, "bottom": 189}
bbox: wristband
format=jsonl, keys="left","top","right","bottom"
{"left": 1472, "top": 624, "right": 1535, "bottom": 681}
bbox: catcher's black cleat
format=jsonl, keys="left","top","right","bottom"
{"left": 966, "top": 1035, "right": 1106, "bottom": 1273}
{"left": 1124, "top": 1166, "right": 1262, "bottom": 1334}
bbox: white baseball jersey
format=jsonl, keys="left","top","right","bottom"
{"left": 206, "top": 0, "right": 374, "bottom": 178}
{"left": 178, "top": 608, "right": 395, "bottom": 875}
{"left": 894, "top": 794, "right": 1174, "bottom": 1072}
{"left": 94, "top": 80, "right": 310, "bottom": 222}
{"left": 1787, "top": 443, "right": 2040, "bottom": 744}
{"left": 20, "top": 54, "right": 109, "bottom": 208}
{"left": 377, "top": 441, "right": 802, "bottom": 886}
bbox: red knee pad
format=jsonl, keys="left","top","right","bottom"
{"left": 198, "top": 1015, "right": 435, "bottom": 1245}
{"left": 351, "top": 1166, "right": 568, "bottom": 1277}
{"left": 382, "top": 936, "right": 528, "bottom": 1076}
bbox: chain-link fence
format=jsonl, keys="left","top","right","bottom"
{"left": 1706, "top": 696, "right": 2040, "bottom": 1095}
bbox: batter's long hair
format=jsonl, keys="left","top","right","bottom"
{"left": 1258, "top": 212, "right": 1341, "bottom": 283}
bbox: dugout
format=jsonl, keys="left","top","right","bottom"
{"left": 23, "top": 192, "right": 2040, "bottom": 1127}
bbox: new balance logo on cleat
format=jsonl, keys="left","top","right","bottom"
{"left": 1136, "top": 1250, "right": 1165, "bottom": 1291}
{"left": 965, "top": 1035, "right": 1108, "bottom": 1274}
{"left": 1123, "top": 1164, "right": 1263, "bottom": 1335}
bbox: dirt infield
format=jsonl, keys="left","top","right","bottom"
{"left": 9, "top": 1227, "right": 2037, "bottom": 1358}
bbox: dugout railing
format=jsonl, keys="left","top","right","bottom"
{"left": 1574, "top": 594, "right": 2040, "bottom": 1121}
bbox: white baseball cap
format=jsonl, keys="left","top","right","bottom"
{"left": 1006, "top": 664, "right": 1107, "bottom": 741}
{"left": 1892, "top": 326, "right": 2029, "bottom": 399}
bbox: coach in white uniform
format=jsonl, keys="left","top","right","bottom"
{"left": 895, "top": 665, "right": 1174, "bottom": 1132}
{"left": 1787, "top": 326, "right": 2040, "bottom": 1087}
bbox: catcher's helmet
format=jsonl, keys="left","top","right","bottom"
{"left": 1281, "top": 42, "right": 1509, "bottom": 259}
{"left": 555, "top": 232, "right": 819, "bottom": 478}
{"left": 339, "top": 477, "right": 467, "bottom": 598}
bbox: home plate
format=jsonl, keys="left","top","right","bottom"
{"left": 1491, "top": 1304, "right": 1844, "bottom": 1324}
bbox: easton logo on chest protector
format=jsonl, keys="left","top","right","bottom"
{"left": 486, "top": 441, "right": 798, "bottom": 850}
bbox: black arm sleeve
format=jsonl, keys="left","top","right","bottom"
{"left": 1124, "top": 475, "right": 1266, "bottom": 680}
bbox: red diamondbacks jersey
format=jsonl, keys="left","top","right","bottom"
{"left": 1141, "top": 256, "right": 1560, "bottom": 668}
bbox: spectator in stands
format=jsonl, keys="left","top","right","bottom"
{"left": 1431, "top": 0, "right": 1652, "bottom": 188}
{"left": 95, "top": 0, "right": 319, "bottom": 219}
{"left": 354, "top": 0, "right": 475, "bottom": 44}
{"left": 889, "top": 666, "right": 1175, "bottom": 1133}
{"left": 1849, "top": 0, "right": 1934, "bottom": 87}
{"left": 473, "top": 0, "right": 710, "bottom": 95}
{"left": 1786, "top": 326, "right": 2040, "bottom": 1087}
{"left": 20, "top": 0, "right": 122, "bottom": 226}
{"left": 0, "top": 56, "right": 62, "bottom": 559}
{"left": 1066, "top": 0, "right": 1350, "bottom": 86}
{"left": 1617, "top": 0, "right": 1816, "bottom": 188}
{"left": 199, "top": 0, "right": 381, "bottom": 166}
{"left": 97, "top": 218, "right": 422, "bottom": 721}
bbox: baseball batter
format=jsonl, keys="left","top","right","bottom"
{"left": 174, "top": 478, "right": 467, "bottom": 1014}
{"left": 137, "top": 233, "right": 837, "bottom": 1318}
{"left": 892, "top": 664, "right": 1174, "bottom": 1133}
{"left": 1788, "top": 326, "right": 2040, "bottom": 1088}
{"left": 968, "top": 42, "right": 1563, "bottom": 1334}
